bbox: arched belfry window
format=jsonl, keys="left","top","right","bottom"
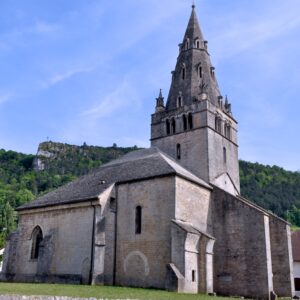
{"left": 31, "top": 226, "right": 43, "bottom": 259}
{"left": 183, "top": 115, "right": 187, "bottom": 131}
{"left": 225, "top": 123, "right": 231, "bottom": 140}
{"left": 166, "top": 119, "right": 170, "bottom": 135}
{"left": 223, "top": 147, "right": 227, "bottom": 164}
{"left": 188, "top": 113, "right": 193, "bottom": 129}
{"left": 177, "top": 96, "right": 183, "bottom": 108}
{"left": 215, "top": 115, "right": 222, "bottom": 133}
{"left": 195, "top": 39, "right": 200, "bottom": 49}
{"left": 171, "top": 118, "right": 176, "bottom": 134}
{"left": 135, "top": 206, "right": 142, "bottom": 234}
{"left": 185, "top": 38, "right": 190, "bottom": 50}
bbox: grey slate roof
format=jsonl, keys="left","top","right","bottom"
{"left": 17, "top": 147, "right": 211, "bottom": 211}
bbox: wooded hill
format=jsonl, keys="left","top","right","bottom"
{"left": 0, "top": 141, "right": 299, "bottom": 248}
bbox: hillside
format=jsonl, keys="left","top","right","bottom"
{"left": 0, "top": 141, "right": 299, "bottom": 247}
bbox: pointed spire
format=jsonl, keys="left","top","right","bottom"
{"left": 158, "top": 88, "right": 163, "bottom": 99}
{"left": 182, "top": 3, "right": 204, "bottom": 46}
{"left": 155, "top": 89, "right": 165, "bottom": 112}
{"left": 165, "top": 5, "right": 222, "bottom": 110}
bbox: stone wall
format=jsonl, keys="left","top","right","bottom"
{"left": 269, "top": 216, "right": 294, "bottom": 297}
{"left": 115, "top": 176, "right": 175, "bottom": 289}
{"left": 151, "top": 101, "right": 240, "bottom": 196}
{"left": 175, "top": 176, "right": 212, "bottom": 233}
{"left": 3, "top": 202, "right": 95, "bottom": 284}
{"left": 211, "top": 187, "right": 272, "bottom": 299}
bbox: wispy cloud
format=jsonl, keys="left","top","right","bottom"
{"left": 42, "top": 64, "right": 97, "bottom": 88}
{"left": 0, "top": 93, "right": 13, "bottom": 105}
{"left": 211, "top": 4, "right": 300, "bottom": 61}
{"left": 34, "top": 20, "right": 60, "bottom": 34}
{"left": 82, "top": 78, "right": 139, "bottom": 119}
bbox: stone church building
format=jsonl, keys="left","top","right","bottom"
{"left": 2, "top": 5, "right": 295, "bottom": 299}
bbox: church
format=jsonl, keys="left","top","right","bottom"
{"left": 1, "top": 5, "right": 295, "bottom": 299}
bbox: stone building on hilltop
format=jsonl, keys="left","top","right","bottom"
{"left": 1, "top": 5, "right": 295, "bottom": 299}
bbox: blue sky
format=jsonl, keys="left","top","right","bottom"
{"left": 0, "top": 0, "right": 299, "bottom": 171}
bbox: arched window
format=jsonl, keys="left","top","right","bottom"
{"left": 182, "top": 67, "right": 186, "bottom": 80}
{"left": 171, "top": 118, "right": 176, "bottom": 134}
{"left": 188, "top": 113, "right": 193, "bottom": 129}
{"left": 176, "top": 144, "right": 181, "bottom": 160}
{"left": 215, "top": 116, "right": 222, "bottom": 133}
{"left": 210, "top": 67, "right": 215, "bottom": 79}
{"left": 183, "top": 115, "right": 187, "bottom": 131}
{"left": 166, "top": 119, "right": 170, "bottom": 135}
{"left": 198, "top": 66, "right": 202, "bottom": 78}
{"left": 225, "top": 123, "right": 231, "bottom": 140}
{"left": 135, "top": 206, "right": 142, "bottom": 234}
{"left": 185, "top": 39, "right": 190, "bottom": 50}
{"left": 31, "top": 226, "right": 43, "bottom": 259}
{"left": 177, "top": 96, "right": 183, "bottom": 108}
{"left": 223, "top": 147, "right": 227, "bottom": 164}
{"left": 195, "top": 40, "right": 200, "bottom": 49}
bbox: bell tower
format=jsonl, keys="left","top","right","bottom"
{"left": 151, "top": 5, "right": 240, "bottom": 195}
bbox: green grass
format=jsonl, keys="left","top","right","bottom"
{"left": 0, "top": 283, "right": 235, "bottom": 300}
{"left": 291, "top": 226, "right": 300, "bottom": 231}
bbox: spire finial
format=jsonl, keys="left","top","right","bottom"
{"left": 159, "top": 88, "right": 163, "bottom": 98}
{"left": 192, "top": 0, "right": 195, "bottom": 9}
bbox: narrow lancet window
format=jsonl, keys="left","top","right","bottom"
{"left": 198, "top": 66, "right": 202, "bottom": 78}
{"left": 192, "top": 270, "right": 196, "bottom": 282}
{"left": 223, "top": 147, "right": 227, "bottom": 164}
{"left": 183, "top": 115, "right": 187, "bottom": 131}
{"left": 182, "top": 67, "right": 186, "bottom": 80}
{"left": 210, "top": 67, "right": 215, "bottom": 79}
{"left": 166, "top": 119, "right": 170, "bottom": 135}
{"left": 177, "top": 96, "right": 182, "bottom": 108}
{"left": 171, "top": 118, "right": 176, "bottom": 134}
{"left": 135, "top": 206, "right": 142, "bottom": 234}
{"left": 188, "top": 113, "right": 193, "bottom": 129}
{"left": 31, "top": 226, "right": 43, "bottom": 259}
{"left": 176, "top": 144, "right": 181, "bottom": 160}
{"left": 196, "top": 40, "right": 200, "bottom": 49}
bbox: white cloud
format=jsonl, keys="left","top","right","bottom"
{"left": 42, "top": 64, "right": 97, "bottom": 88}
{"left": 210, "top": 3, "right": 300, "bottom": 61}
{"left": 82, "top": 78, "right": 139, "bottom": 119}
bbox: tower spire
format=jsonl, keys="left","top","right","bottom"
{"left": 165, "top": 5, "right": 221, "bottom": 110}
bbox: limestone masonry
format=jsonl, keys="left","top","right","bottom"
{"left": 1, "top": 5, "right": 295, "bottom": 299}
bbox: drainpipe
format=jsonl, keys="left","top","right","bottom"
{"left": 113, "top": 186, "right": 118, "bottom": 285}
{"left": 89, "top": 203, "right": 96, "bottom": 284}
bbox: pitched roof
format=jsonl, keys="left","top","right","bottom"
{"left": 17, "top": 147, "right": 211, "bottom": 211}
{"left": 292, "top": 230, "right": 300, "bottom": 262}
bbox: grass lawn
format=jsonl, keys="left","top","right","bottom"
{"left": 0, "top": 283, "right": 235, "bottom": 300}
